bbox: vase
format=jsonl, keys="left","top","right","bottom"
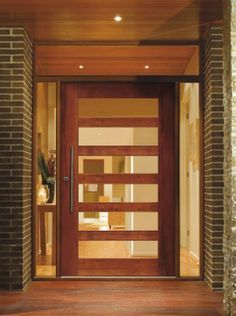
{"left": 47, "top": 182, "right": 55, "bottom": 204}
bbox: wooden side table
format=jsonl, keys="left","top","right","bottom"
{"left": 37, "top": 204, "right": 56, "bottom": 265}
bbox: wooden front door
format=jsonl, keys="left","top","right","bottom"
{"left": 60, "top": 83, "right": 176, "bottom": 276}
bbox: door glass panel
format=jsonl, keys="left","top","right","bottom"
{"left": 78, "top": 98, "right": 158, "bottom": 118}
{"left": 78, "top": 241, "right": 158, "bottom": 258}
{"left": 78, "top": 127, "right": 158, "bottom": 146}
{"left": 79, "top": 156, "right": 158, "bottom": 174}
{"left": 78, "top": 184, "right": 158, "bottom": 203}
{"left": 79, "top": 212, "right": 158, "bottom": 231}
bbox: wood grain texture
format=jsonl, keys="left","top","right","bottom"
{"left": 78, "top": 259, "right": 159, "bottom": 276}
{"left": 78, "top": 173, "right": 158, "bottom": 184}
{"left": 60, "top": 83, "right": 78, "bottom": 275}
{"left": 35, "top": 45, "right": 199, "bottom": 76}
{"left": 78, "top": 231, "right": 158, "bottom": 241}
{"left": 78, "top": 202, "right": 158, "bottom": 212}
{"left": 61, "top": 82, "right": 174, "bottom": 277}
{"left": 158, "top": 83, "right": 176, "bottom": 276}
{"left": 78, "top": 117, "right": 159, "bottom": 127}
{"left": 78, "top": 145, "right": 159, "bottom": 156}
{"left": 0, "top": 281, "right": 223, "bottom": 315}
{"left": 78, "top": 82, "right": 160, "bottom": 98}
{"left": 1, "top": 1, "right": 222, "bottom": 43}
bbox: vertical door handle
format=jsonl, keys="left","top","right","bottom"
{"left": 70, "top": 145, "right": 74, "bottom": 214}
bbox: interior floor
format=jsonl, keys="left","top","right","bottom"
{"left": 36, "top": 222, "right": 199, "bottom": 277}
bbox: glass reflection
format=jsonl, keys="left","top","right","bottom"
{"left": 78, "top": 156, "right": 158, "bottom": 174}
{"left": 78, "top": 127, "right": 158, "bottom": 146}
{"left": 79, "top": 212, "right": 158, "bottom": 231}
{"left": 78, "top": 184, "right": 158, "bottom": 203}
{"left": 78, "top": 98, "right": 159, "bottom": 118}
{"left": 78, "top": 241, "right": 158, "bottom": 258}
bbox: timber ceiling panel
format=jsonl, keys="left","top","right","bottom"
{"left": 0, "top": 0, "right": 222, "bottom": 42}
{"left": 35, "top": 45, "right": 199, "bottom": 76}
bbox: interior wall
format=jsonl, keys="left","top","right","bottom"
{"left": 37, "top": 83, "right": 48, "bottom": 153}
{"left": 180, "top": 83, "right": 200, "bottom": 260}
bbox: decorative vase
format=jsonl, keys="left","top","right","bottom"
{"left": 37, "top": 185, "right": 48, "bottom": 204}
{"left": 47, "top": 182, "right": 55, "bottom": 204}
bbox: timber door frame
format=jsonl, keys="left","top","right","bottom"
{"left": 59, "top": 82, "right": 176, "bottom": 277}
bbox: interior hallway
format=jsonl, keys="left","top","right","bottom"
{"left": 0, "top": 281, "right": 223, "bottom": 316}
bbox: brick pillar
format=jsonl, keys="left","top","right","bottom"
{"left": 203, "top": 26, "right": 224, "bottom": 290}
{"left": 0, "top": 28, "right": 33, "bottom": 290}
{"left": 223, "top": 1, "right": 236, "bottom": 314}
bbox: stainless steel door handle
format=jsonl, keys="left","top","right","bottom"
{"left": 70, "top": 146, "right": 74, "bottom": 214}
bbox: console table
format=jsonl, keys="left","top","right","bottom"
{"left": 37, "top": 203, "right": 56, "bottom": 265}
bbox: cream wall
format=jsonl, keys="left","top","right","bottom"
{"left": 180, "top": 83, "right": 200, "bottom": 260}
{"left": 37, "top": 83, "right": 48, "bottom": 152}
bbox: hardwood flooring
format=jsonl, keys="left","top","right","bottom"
{"left": 36, "top": 246, "right": 199, "bottom": 277}
{"left": 180, "top": 247, "right": 199, "bottom": 276}
{"left": 0, "top": 281, "right": 223, "bottom": 315}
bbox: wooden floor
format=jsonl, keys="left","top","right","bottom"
{"left": 36, "top": 247, "right": 199, "bottom": 277}
{"left": 0, "top": 281, "right": 223, "bottom": 316}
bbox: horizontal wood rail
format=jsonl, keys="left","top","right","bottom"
{"left": 78, "top": 202, "right": 158, "bottom": 212}
{"left": 78, "top": 173, "right": 158, "bottom": 184}
{"left": 78, "top": 117, "right": 159, "bottom": 127}
{"left": 78, "top": 259, "right": 159, "bottom": 276}
{"left": 78, "top": 146, "right": 159, "bottom": 156}
{"left": 78, "top": 230, "right": 158, "bottom": 241}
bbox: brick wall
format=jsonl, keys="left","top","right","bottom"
{"left": 203, "top": 26, "right": 224, "bottom": 290}
{"left": 223, "top": 0, "right": 236, "bottom": 314}
{"left": 0, "top": 28, "right": 33, "bottom": 290}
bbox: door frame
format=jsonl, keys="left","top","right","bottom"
{"left": 32, "top": 76, "right": 203, "bottom": 281}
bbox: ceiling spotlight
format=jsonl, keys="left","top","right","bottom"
{"left": 144, "top": 65, "right": 150, "bottom": 69}
{"left": 79, "top": 65, "right": 84, "bottom": 69}
{"left": 114, "top": 15, "right": 122, "bottom": 22}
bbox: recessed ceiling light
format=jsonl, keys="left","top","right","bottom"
{"left": 144, "top": 65, "right": 150, "bottom": 69}
{"left": 114, "top": 15, "right": 122, "bottom": 22}
{"left": 79, "top": 65, "right": 84, "bottom": 69}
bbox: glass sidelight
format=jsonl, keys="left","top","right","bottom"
{"left": 35, "top": 82, "right": 57, "bottom": 277}
{"left": 179, "top": 83, "right": 200, "bottom": 277}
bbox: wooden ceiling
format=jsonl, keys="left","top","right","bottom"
{"left": 0, "top": 0, "right": 222, "bottom": 43}
{"left": 35, "top": 45, "right": 199, "bottom": 76}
